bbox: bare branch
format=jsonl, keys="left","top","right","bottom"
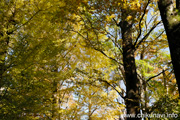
{"left": 89, "top": 107, "right": 98, "bottom": 117}
{"left": 147, "top": 12, "right": 159, "bottom": 26}
{"left": 134, "top": 0, "right": 151, "bottom": 46}
{"left": 63, "top": 44, "right": 77, "bottom": 58}
{"left": 155, "top": 30, "right": 165, "bottom": 41}
{"left": 146, "top": 68, "right": 169, "bottom": 83}
{"left": 64, "top": 29, "right": 87, "bottom": 40}
{"left": 108, "top": 36, "right": 123, "bottom": 54}
{"left": 118, "top": 65, "right": 126, "bottom": 84}
{"left": 20, "top": 10, "right": 41, "bottom": 28}
{"left": 93, "top": 47, "right": 123, "bottom": 65}
{"left": 104, "top": 29, "right": 122, "bottom": 53}
{"left": 98, "top": 78, "right": 125, "bottom": 99}
{"left": 135, "top": 21, "right": 162, "bottom": 50}
{"left": 113, "top": 18, "right": 120, "bottom": 26}
{"left": 75, "top": 68, "right": 125, "bottom": 99}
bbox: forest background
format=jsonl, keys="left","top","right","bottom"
{"left": 0, "top": 0, "right": 179, "bottom": 120}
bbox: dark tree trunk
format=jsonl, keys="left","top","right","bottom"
{"left": 120, "top": 20, "right": 140, "bottom": 119}
{"left": 158, "top": 0, "right": 180, "bottom": 95}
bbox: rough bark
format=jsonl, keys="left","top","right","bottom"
{"left": 158, "top": 0, "right": 180, "bottom": 95}
{"left": 120, "top": 20, "right": 140, "bottom": 119}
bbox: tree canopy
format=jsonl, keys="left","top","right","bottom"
{"left": 0, "top": 0, "right": 179, "bottom": 120}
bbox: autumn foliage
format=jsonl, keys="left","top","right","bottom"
{"left": 0, "top": 0, "right": 179, "bottom": 120}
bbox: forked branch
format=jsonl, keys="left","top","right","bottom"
{"left": 134, "top": 0, "right": 151, "bottom": 47}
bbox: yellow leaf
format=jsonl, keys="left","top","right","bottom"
{"left": 126, "top": 15, "right": 132, "bottom": 20}
{"left": 172, "top": 79, "right": 176, "bottom": 84}
{"left": 110, "top": 14, "right": 116, "bottom": 18}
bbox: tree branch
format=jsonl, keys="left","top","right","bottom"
{"left": 75, "top": 68, "right": 125, "bottom": 99}
{"left": 113, "top": 18, "right": 120, "bottom": 26}
{"left": 93, "top": 47, "right": 123, "bottom": 65}
{"left": 89, "top": 107, "right": 98, "bottom": 117}
{"left": 19, "top": 10, "right": 41, "bottom": 28}
{"left": 134, "top": 0, "right": 151, "bottom": 47}
{"left": 135, "top": 21, "right": 162, "bottom": 50}
{"left": 154, "top": 30, "right": 165, "bottom": 41}
{"left": 146, "top": 68, "right": 169, "bottom": 83}
{"left": 64, "top": 29, "right": 87, "bottom": 40}
{"left": 98, "top": 78, "right": 125, "bottom": 99}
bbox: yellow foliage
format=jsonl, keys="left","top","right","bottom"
{"left": 172, "top": 79, "right": 176, "bottom": 84}
{"left": 110, "top": 14, "right": 116, "bottom": 18}
{"left": 109, "top": 90, "right": 118, "bottom": 98}
{"left": 126, "top": 15, "right": 133, "bottom": 21}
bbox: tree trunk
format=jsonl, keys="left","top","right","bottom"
{"left": 51, "top": 66, "right": 58, "bottom": 119}
{"left": 140, "top": 49, "right": 149, "bottom": 117}
{"left": 120, "top": 20, "right": 140, "bottom": 119}
{"left": 51, "top": 80, "right": 57, "bottom": 119}
{"left": 158, "top": 0, "right": 180, "bottom": 95}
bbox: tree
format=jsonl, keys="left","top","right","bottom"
{"left": 0, "top": 0, "right": 82, "bottom": 119}
{"left": 71, "top": 0, "right": 162, "bottom": 119}
{"left": 158, "top": 0, "right": 180, "bottom": 95}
